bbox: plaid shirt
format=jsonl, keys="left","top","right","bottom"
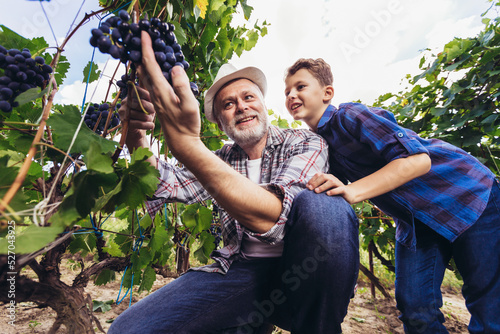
{"left": 146, "top": 125, "right": 328, "bottom": 273}
{"left": 318, "top": 103, "right": 496, "bottom": 249}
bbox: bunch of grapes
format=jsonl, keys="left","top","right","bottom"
{"left": 83, "top": 102, "right": 120, "bottom": 134}
{"left": 90, "top": 10, "right": 199, "bottom": 97}
{"left": 0, "top": 45, "right": 53, "bottom": 113}
{"left": 209, "top": 224, "right": 222, "bottom": 249}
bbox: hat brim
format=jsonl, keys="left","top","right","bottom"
{"left": 204, "top": 66, "right": 267, "bottom": 123}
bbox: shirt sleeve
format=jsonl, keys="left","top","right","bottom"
{"left": 145, "top": 159, "right": 212, "bottom": 218}
{"left": 340, "top": 104, "right": 429, "bottom": 162}
{"left": 246, "top": 131, "right": 329, "bottom": 243}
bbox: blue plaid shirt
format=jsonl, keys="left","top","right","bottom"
{"left": 317, "top": 103, "right": 496, "bottom": 249}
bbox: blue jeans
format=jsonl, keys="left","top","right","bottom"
{"left": 395, "top": 180, "right": 500, "bottom": 334}
{"left": 108, "top": 190, "right": 359, "bottom": 334}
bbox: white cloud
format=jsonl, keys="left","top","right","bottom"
{"left": 229, "top": 0, "right": 491, "bottom": 119}
{"left": 55, "top": 59, "right": 126, "bottom": 107}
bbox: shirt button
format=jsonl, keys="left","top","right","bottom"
{"left": 397, "top": 132, "right": 404, "bottom": 137}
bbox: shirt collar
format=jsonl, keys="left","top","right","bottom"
{"left": 317, "top": 105, "right": 336, "bottom": 129}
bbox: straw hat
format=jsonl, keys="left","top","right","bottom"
{"left": 203, "top": 63, "right": 267, "bottom": 123}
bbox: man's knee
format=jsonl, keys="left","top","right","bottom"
{"left": 290, "top": 190, "right": 357, "bottom": 228}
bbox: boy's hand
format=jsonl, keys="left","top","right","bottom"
{"left": 307, "top": 172, "right": 356, "bottom": 204}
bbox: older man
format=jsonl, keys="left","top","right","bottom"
{"left": 108, "top": 31, "right": 359, "bottom": 334}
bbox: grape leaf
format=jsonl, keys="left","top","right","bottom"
{"left": 0, "top": 25, "right": 49, "bottom": 53}
{"left": 94, "top": 270, "right": 116, "bottom": 287}
{"left": 47, "top": 106, "right": 116, "bottom": 154}
{"left": 14, "top": 87, "right": 48, "bottom": 106}
{"left": 83, "top": 61, "right": 101, "bottom": 84}
{"left": 0, "top": 225, "right": 64, "bottom": 255}
{"left": 138, "top": 266, "right": 156, "bottom": 293}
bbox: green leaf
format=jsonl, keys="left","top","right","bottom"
{"left": 14, "top": 86, "right": 48, "bottom": 106}
{"left": 83, "top": 142, "right": 114, "bottom": 174}
{"left": 0, "top": 25, "right": 48, "bottom": 53}
{"left": 83, "top": 61, "right": 101, "bottom": 84}
{"left": 94, "top": 270, "right": 116, "bottom": 286}
{"left": 92, "top": 299, "right": 114, "bottom": 313}
{"left": 102, "top": 240, "right": 125, "bottom": 257}
{"left": 0, "top": 225, "right": 64, "bottom": 255}
{"left": 193, "top": 231, "right": 215, "bottom": 264}
{"left": 138, "top": 266, "right": 156, "bottom": 293}
{"left": 47, "top": 106, "right": 116, "bottom": 154}
{"left": 172, "top": 21, "right": 187, "bottom": 46}
{"left": 241, "top": 2, "right": 254, "bottom": 20}
{"left": 97, "top": 153, "right": 159, "bottom": 212}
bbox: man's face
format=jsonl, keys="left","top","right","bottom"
{"left": 214, "top": 79, "right": 269, "bottom": 147}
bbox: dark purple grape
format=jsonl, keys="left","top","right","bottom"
{"left": 99, "top": 24, "right": 111, "bottom": 34}
{"left": 34, "top": 56, "right": 45, "bottom": 64}
{"left": 165, "top": 31, "right": 176, "bottom": 44}
{"left": 175, "top": 52, "right": 184, "bottom": 62}
{"left": 25, "top": 57, "right": 35, "bottom": 66}
{"left": 130, "top": 37, "right": 141, "bottom": 50}
{"left": 14, "top": 54, "right": 25, "bottom": 63}
{"left": 0, "top": 100, "right": 11, "bottom": 112}
{"left": 153, "top": 39, "right": 166, "bottom": 51}
{"left": 0, "top": 45, "right": 7, "bottom": 54}
{"left": 0, "top": 76, "right": 11, "bottom": 85}
{"left": 155, "top": 52, "right": 166, "bottom": 64}
{"left": 190, "top": 82, "right": 199, "bottom": 97}
{"left": 41, "top": 64, "right": 53, "bottom": 73}
{"left": 8, "top": 49, "right": 20, "bottom": 56}
{"left": 5, "top": 55, "right": 15, "bottom": 64}
{"left": 172, "top": 43, "right": 181, "bottom": 53}
{"left": 90, "top": 36, "right": 99, "bottom": 47}
{"left": 182, "top": 60, "right": 190, "bottom": 70}
{"left": 119, "top": 10, "right": 130, "bottom": 22}
{"left": 165, "top": 52, "right": 176, "bottom": 65}
{"left": 111, "top": 29, "right": 122, "bottom": 42}
{"left": 8, "top": 81, "right": 20, "bottom": 91}
{"left": 118, "top": 22, "right": 130, "bottom": 34}
{"left": 139, "top": 19, "right": 150, "bottom": 31}
{"left": 151, "top": 17, "right": 161, "bottom": 27}
{"left": 0, "top": 87, "right": 13, "bottom": 98}
{"left": 129, "top": 50, "right": 141, "bottom": 62}
{"left": 16, "top": 71, "right": 28, "bottom": 82}
{"left": 109, "top": 45, "right": 122, "bottom": 59}
{"left": 129, "top": 23, "right": 140, "bottom": 35}
{"left": 91, "top": 28, "right": 103, "bottom": 38}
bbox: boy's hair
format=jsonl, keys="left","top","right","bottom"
{"left": 285, "top": 58, "right": 333, "bottom": 87}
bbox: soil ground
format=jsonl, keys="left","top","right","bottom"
{"left": 1, "top": 258, "right": 470, "bottom": 334}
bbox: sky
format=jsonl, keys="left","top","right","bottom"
{"left": 0, "top": 0, "right": 495, "bottom": 121}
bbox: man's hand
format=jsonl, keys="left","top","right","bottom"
{"left": 136, "top": 30, "right": 201, "bottom": 158}
{"left": 307, "top": 172, "right": 357, "bottom": 204}
{"left": 118, "top": 86, "right": 157, "bottom": 166}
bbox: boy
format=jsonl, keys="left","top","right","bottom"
{"left": 284, "top": 58, "right": 500, "bottom": 333}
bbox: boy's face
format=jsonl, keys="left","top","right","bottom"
{"left": 284, "top": 68, "right": 333, "bottom": 129}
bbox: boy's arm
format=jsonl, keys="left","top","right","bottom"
{"left": 308, "top": 153, "right": 431, "bottom": 204}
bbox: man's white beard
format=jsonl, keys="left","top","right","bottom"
{"left": 220, "top": 114, "right": 269, "bottom": 147}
